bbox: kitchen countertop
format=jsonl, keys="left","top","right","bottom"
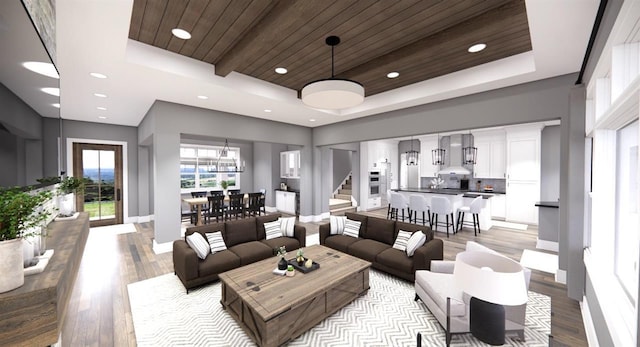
{"left": 393, "top": 188, "right": 504, "bottom": 196}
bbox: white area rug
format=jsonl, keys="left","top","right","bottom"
{"left": 520, "top": 250, "right": 559, "bottom": 275}
{"left": 492, "top": 220, "right": 529, "bottom": 231}
{"left": 90, "top": 223, "right": 137, "bottom": 235}
{"left": 128, "top": 269, "right": 550, "bottom": 346}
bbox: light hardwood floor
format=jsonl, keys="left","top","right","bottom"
{"left": 61, "top": 211, "right": 586, "bottom": 346}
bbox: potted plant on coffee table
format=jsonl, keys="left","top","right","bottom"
{"left": 0, "top": 187, "right": 52, "bottom": 293}
{"left": 58, "top": 176, "right": 85, "bottom": 217}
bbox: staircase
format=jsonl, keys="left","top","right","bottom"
{"left": 330, "top": 175, "right": 357, "bottom": 215}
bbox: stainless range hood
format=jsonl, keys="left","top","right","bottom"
{"left": 438, "top": 134, "right": 471, "bottom": 175}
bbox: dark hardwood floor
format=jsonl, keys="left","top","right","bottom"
{"left": 60, "top": 210, "right": 586, "bottom": 346}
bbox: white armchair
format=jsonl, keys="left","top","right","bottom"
{"left": 414, "top": 241, "right": 531, "bottom": 346}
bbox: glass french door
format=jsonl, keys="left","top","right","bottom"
{"left": 73, "top": 143, "right": 123, "bottom": 226}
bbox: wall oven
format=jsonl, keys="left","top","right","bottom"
{"left": 369, "top": 171, "right": 380, "bottom": 196}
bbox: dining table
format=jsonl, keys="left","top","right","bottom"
{"left": 182, "top": 193, "right": 250, "bottom": 226}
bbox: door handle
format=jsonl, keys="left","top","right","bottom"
{"left": 117, "top": 188, "right": 121, "bottom": 201}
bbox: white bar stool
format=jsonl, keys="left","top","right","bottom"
{"left": 409, "top": 194, "right": 431, "bottom": 227}
{"left": 430, "top": 196, "right": 455, "bottom": 237}
{"left": 389, "top": 192, "right": 409, "bottom": 221}
{"left": 457, "top": 196, "right": 483, "bottom": 236}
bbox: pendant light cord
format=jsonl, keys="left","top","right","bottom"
{"left": 331, "top": 44, "right": 335, "bottom": 78}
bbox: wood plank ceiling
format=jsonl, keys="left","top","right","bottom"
{"left": 129, "top": 0, "right": 531, "bottom": 97}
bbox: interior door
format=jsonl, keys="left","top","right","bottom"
{"left": 73, "top": 143, "right": 124, "bottom": 226}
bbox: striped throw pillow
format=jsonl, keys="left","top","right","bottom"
{"left": 330, "top": 215, "right": 346, "bottom": 235}
{"left": 206, "top": 231, "right": 227, "bottom": 254}
{"left": 342, "top": 219, "right": 361, "bottom": 238}
{"left": 406, "top": 231, "right": 426, "bottom": 257}
{"left": 392, "top": 230, "right": 413, "bottom": 252}
{"left": 264, "top": 221, "right": 282, "bottom": 240}
{"left": 279, "top": 217, "right": 296, "bottom": 237}
{"left": 186, "top": 232, "right": 210, "bottom": 260}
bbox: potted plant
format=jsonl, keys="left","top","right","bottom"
{"left": 220, "top": 180, "right": 229, "bottom": 196}
{"left": 58, "top": 176, "right": 85, "bottom": 217}
{"left": 0, "top": 187, "right": 52, "bottom": 293}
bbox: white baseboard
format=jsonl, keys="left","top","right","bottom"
{"left": 536, "top": 239, "right": 559, "bottom": 252}
{"left": 581, "top": 295, "right": 600, "bottom": 347}
{"left": 152, "top": 240, "right": 173, "bottom": 254}
{"left": 555, "top": 269, "right": 567, "bottom": 284}
{"left": 265, "top": 206, "right": 277, "bottom": 213}
{"left": 299, "top": 213, "right": 329, "bottom": 223}
{"left": 124, "top": 215, "right": 154, "bottom": 224}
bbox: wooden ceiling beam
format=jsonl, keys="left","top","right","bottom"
{"left": 338, "top": 0, "right": 530, "bottom": 91}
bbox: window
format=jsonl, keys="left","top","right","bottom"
{"left": 614, "top": 120, "right": 639, "bottom": 305}
{"left": 180, "top": 144, "right": 241, "bottom": 191}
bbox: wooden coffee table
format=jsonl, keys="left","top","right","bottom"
{"left": 219, "top": 244, "right": 371, "bottom": 347}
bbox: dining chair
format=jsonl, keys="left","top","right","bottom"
{"left": 246, "top": 192, "right": 262, "bottom": 217}
{"left": 227, "top": 193, "right": 245, "bottom": 220}
{"left": 210, "top": 190, "right": 224, "bottom": 197}
{"left": 258, "top": 189, "right": 267, "bottom": 215}
{"left": 206, "top": 195, "right": 226, "bottom": 223}
{"left": 190, "top": 191, "right": 208, "bottom": 225}
{"left": 228, "top": 189, "right": 241, "bottom": 195}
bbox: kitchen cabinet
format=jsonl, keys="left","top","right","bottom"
{"left": 491, "top": 194, "right": 506, "bottom": 219}
{"left": 505, "top": 125, "right": 542, "bottom": 225}
{"left": 419, "top": 135, "right": 440, "bottom": 177}
{"left": 275, "top": 190, "right": 297, "bottom": 215}
{"left": 472, "top": 130, "right": 505, "bottom": 179}
{"left": 368, "top": 196, "right": 381, "bottom": 210}
{"left": 280, "top": 150, "right": 300, "bottom": 179}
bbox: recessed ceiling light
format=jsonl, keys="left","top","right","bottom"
{"left": 23, "top": 61, "right": 59, "bottom": 79}
{"left": 468, "top": 43, "right": 487, "bottom": 53}
{"left": 197, "top": 95, "right": 208, "bottom": 100}
{"left": 275, "top": 67, "right": 288, "bottom": 74}
{"left": 41, "top": 87, "right": 59, "bottom": 96}
{"left": 172, "top": 28, "right": 192, "bottom": 40}
{"left": 94, "top": 93, "right": 107, "bottom": 98}
{"left": 52, "top": 103, "right": 60, "bottom": 108}
{"left": 264, "top": 109, "right": 272, "bottom": 113}
{"left": 97, "top": 106, "right": 107, "bottom": 110}
{"left": 387, "top": 71, "right": 400, "bottom": 79}
{"left": 90, "top": 72, "right": 107, "bottom": 79}
{"left": 309, "top": 119, "right": 316, "bottom": 122}
{"left": 98, "top": 116, "right": 107, "bottom": 119}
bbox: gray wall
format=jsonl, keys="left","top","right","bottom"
{"left": 332, "top": 149, "right": 352, "bottom": 192}
{"left": 0, "top": 82, "right": 45, "bottom": 186}
{"left": 139, "top": 101, "right": 313, "bottom": 244}
{"left": 540, "top": 125, "right": 560, "bottom": 201}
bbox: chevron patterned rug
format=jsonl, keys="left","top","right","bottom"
{"left": 128, "top": 270, "right": 550, "bottom": 346}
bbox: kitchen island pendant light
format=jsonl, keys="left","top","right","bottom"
{"left": 462, "top": 131, "right": 477, "bottom": 164}
{"left": 301, "top": 36, "right": 364, "bottom": 110}
{"left": 432, "top": 134, "right": 445, "bottom": 166}
{"left": 406, "top": 136, "right": 418, "bottom": 166}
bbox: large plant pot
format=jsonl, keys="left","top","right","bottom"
{"left": 58, "top": 193, "right": 75, "bottom": 216}
{"left": 0, "top": 238, "right": 25, "bottom": 293}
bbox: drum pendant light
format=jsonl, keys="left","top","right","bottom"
{"left": 301, "top": 36, "right": 364, "bottom": 110}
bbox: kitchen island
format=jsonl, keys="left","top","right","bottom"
{"left": 393, "top": 188, "right": 497, "bottom": 232}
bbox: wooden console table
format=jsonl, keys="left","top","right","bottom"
{"left": 0, "top": 212, "right": 90, "bottom": 346}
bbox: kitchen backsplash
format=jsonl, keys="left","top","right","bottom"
{"left": 420, "top": 174, "right": 506, "bottom": 192}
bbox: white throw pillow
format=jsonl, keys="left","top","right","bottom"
{"left": 278, "top": 217, "right": 296, "bottom": 237}
{"left": 186, "top": 232, "right": 210, "bottom": 260}
{"left": 205, "top": 231, "right": 227, "bottom": 254}
{"left": 264, "top": 220, "right": 282, "bottom": 240}
{"left": 330, "top": 215, "right": 347, "bottom": 235}
{"left": 406, "top": 231, "right": 426, "bottom": 257}
{"left": 342, "top": 219, "right": 361, "bottom": 238}
{"left": 392, "top": 230, "right": 413, "bottom": 252}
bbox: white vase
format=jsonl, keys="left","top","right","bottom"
{"left": 0, "top": 238, "right": 25, "bottom": 293}
{"left": 58, "top": 193, "right": 75, "bottom": 216}
{"left": 22, "top": 238, "right": 35, "bottom": 267}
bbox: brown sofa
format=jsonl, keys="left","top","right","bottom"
{"left": 173, "top": 213, "right": 306, "bottom": 292}
{"left": 320, "top": 212, "right": 443, "bottom": 281}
